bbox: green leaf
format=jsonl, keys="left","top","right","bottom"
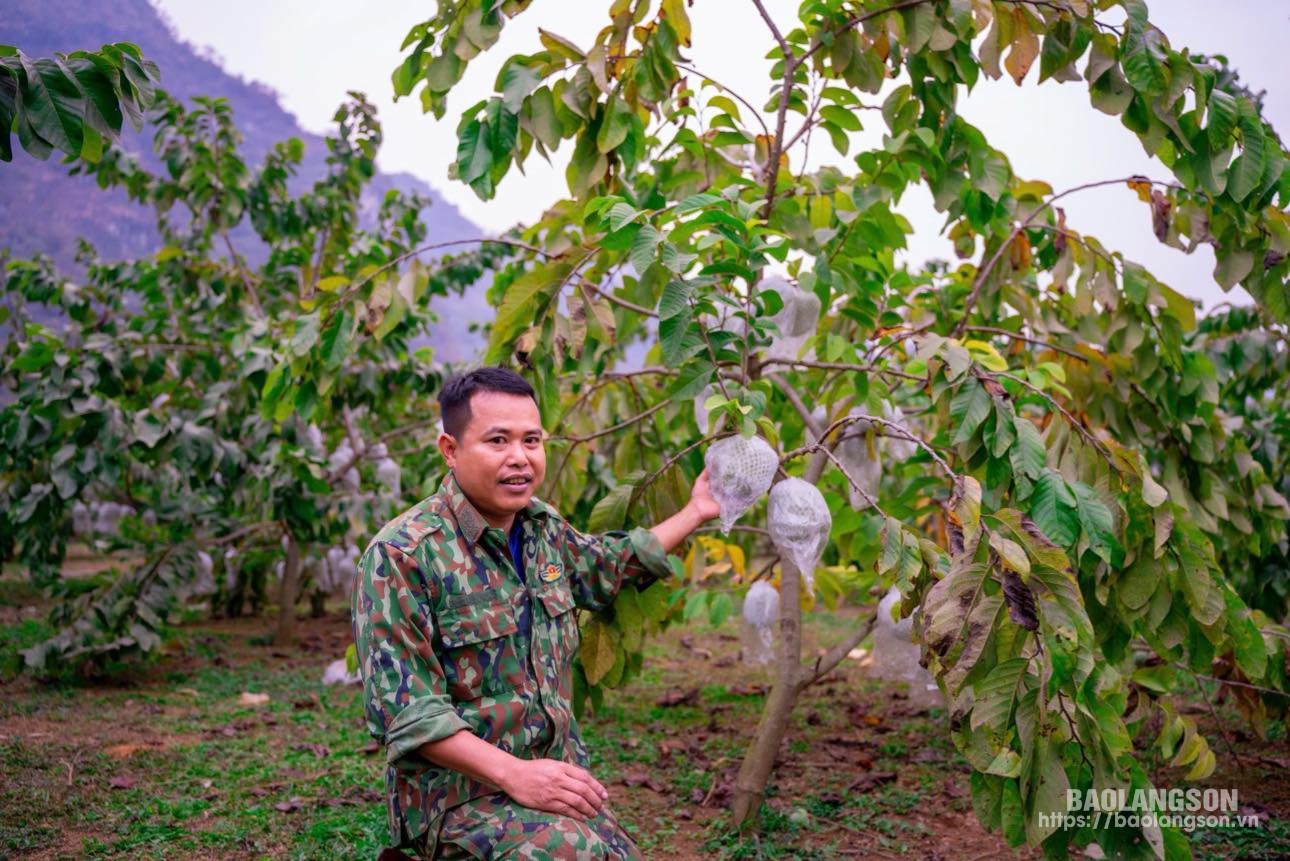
{"left": 878, "top": 516, "right": 903, "bottom": 575}
{"left": 17, "top": 53, "right": 86, "bottom": 157}
{"left": 289, "top": 311, "right": 321, "bottom": 357}
{"left": 588, "top": 481, "right": 634, "bottom": 532}
{"left": 657, "top": 279, "right": 692, "bottom": 321}
{"left": 1010, "top": 417, "right": 1045, "bottom": 480}
{"left": 986, "top": 748, "right": 1023, "bottom": 778}
{"left": 1227, "top": 103, "right": 1266, "bottom": 202}
{"left": 819, "top": 104, "right": 861, "bottom": 132}
{"left": 596, "top": 96, "right": 633, "bottom": 153}
{"left": 659, "top": 307, "right": 704, "bottom": 366}
{"left": 1118, "top": 558, "right": 1160, "bottom": 611}
{"left": 606, "top": 201, "right": 639, "bottom": 232}
{"left": 629, "top": 224, "right": 661, "bottom": 273}
{"left": 971, "top": 657, "right": 1029, "bottom": 732}
{"left": 1072, "top": 482, "right": 1121, "bottom": 564}
{"left": 1223, "top": 589, "right": 1267, "bottom": 680}
{"left": 1205, "top": 89, "right": 1238, "bottom": 149}
{"left": 487, "top": 261, "right": 572, "bottom": 363}
{"left": 12, "top": 340, "right": 55, "bottom": 372}
{"left": 1000, "top": 779, "right": 1026, "bottom": 847}
{"left": 614, "top": 587, "right": 645, "bottom": 652}
{"left": 950, "top": 379, "right": 991, "bottom": 444}
{"left": 320, "top": 308, "right": 354, "bottom": 368}
{"left": 1029, "top": 470, "right": 1079, "bottom": 547}
{"left": 637, "top": 581, "right": 672, "bottom": 623}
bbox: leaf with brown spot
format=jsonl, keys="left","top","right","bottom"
{"left": 1001, "top": 569, "right": 1039, "bottom": 631}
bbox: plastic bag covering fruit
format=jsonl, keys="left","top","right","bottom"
{"left": 376, "top": 458, "right": 401, "bottom": 496}
{"left": 223, "top": 547, "right": 239, "bottom": 589}
{"left": 304, "top": 423, "right": 326, "bottom": 460}
{"left": 741, "top": 580, "right": 779, "bottom": 665}
{"left": 768, "top": 477, "right": 832, "bottom": 594}
{"left": 329, "top": 441, "right": 361, "bottom": 493}
{"left": 704, "top": 435, "right": 778, "bottom": 533}
{"left": 761, "top": 277, "right": 820, "bottom": 361}
{"left": 191, "top": 551, "right": 215, "bottom": 597}
{"left": 869, "top": 586, "right": 941, "bottom": 707}
{"left": 837, "top": 409, "right": 882, "bottom": 510}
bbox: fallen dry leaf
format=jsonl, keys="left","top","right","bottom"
{"left": 104, "top": 743, "right": 151, "bottom": 760}
{"left": 656, "top": 687, "right": 701, "bottom": 708}
{"left": 108, "top": 775, "right": 137, "bottom": 790}
{"left": 238, "top": 691, "right": 271, "bottom": 707}
{"left": 274, "top": 796, "right": 304, "bottom": 813}
{"left": 621, "top": 770, "right": 667, "bottom": 793}
{"left": 360, "top": 740, "right": 381, "bottom": 755}
{"left": 847, "top": 771, "right": 897, "bottom": 794}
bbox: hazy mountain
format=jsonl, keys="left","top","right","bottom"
{"left": 1, "top": 0, "right": 491, "bottom": 362}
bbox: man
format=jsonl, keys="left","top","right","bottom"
{"left": 352, "top": 367, "right": 720, "bottom": 859}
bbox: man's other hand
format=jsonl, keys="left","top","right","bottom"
{"left": 687, "top": 468, "right": 721, "bottom": 522}
{"left": 501, "top": 758, "right": 609, "bottom": 819}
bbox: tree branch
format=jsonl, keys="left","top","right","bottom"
{"left": 965, "top": 325, "right": 1091, "bottom": 363}
{"left": 675, "top": 63, "right": 771, "bottom": 140}
{"left": 799, "top": 612, "right": 877, "bottom": 689}
{"left": 954, "top": 176, "right": 1191, "bottom": 336}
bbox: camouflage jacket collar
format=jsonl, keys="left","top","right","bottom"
{"left": 438, "top": 471, "right": 555, "bottom": 546}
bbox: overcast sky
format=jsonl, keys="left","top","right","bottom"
{"left": 153, "top": 0, "right": 1288, "bottom": 308}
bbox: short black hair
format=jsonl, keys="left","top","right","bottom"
{"left": 438, "top": 367, "right": 538, "bottom": 439}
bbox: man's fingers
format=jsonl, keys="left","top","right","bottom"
{"left": 560, "top": 775, "right": 604, "bottom": 810}
{"left": 562, "top": 764, "right": 609, "bottom": 799}
{"left": 554, "top": 789, "right": 595, "bottom": 818}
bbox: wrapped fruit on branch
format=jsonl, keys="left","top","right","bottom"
{"left": 761, "top": 276, "right": 820, "bottom": 361}
{"left": 836, "top": 409, "right": 882, "bottom": 511}
{"left": 767, "top": 477, "right": 831, "bottom": 594}
{"left": 741, "top": 580, "right": 779, "bottom": 666}
{"left": 704, "top": 435, "right": 778, "bottom": 533}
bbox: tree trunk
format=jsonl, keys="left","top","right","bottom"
{"left": 729, "top": 450, "right": 832, "bottom": 828}
{"left": 730, "top": 554, "right": 802, "bottom": 827}
{"left": 309, "top": 589, "right": 327, "bottom": 618}
{"left": 274, "top": 531, "right": 300, "bottom": 646}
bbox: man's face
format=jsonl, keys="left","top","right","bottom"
{"left": 438, "top": 390, "right": 546, "bottom": 529}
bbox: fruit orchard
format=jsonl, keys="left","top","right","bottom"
{"left": 3, "top": 2, "right": 1290, "bottom": 858}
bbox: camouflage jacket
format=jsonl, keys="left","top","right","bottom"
{"left": 351, "top": 471, "right": 672, "bottom": 853}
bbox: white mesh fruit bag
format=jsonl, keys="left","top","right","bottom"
{"left": 761, "top": 277, "right": 820, "bottom": 361}
{"left": 704, "top": 435, "right": 778, "bottom": 533}
{"left": 837, "top": 409, "right": 882, "bottom": 510}
{"left": 767, "top": 477, "right": 831, "bottom": 594}
{"left": 741, "top": 579, "right": 779, "bottom": 665}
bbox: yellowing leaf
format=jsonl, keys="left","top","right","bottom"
{"left": 1004, "top": 17, "right": 1039, "bottom": 85}
{"left": 580, "top": 616, "right": 619, "bottom": 684}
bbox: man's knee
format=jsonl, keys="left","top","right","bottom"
{"left": 500, "top": 815, "right": 616, "bottom": 860}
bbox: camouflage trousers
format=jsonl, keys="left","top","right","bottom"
{"left": 425, "top": 791, "right": 643, "bottom": 860}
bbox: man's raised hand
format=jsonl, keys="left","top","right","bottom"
{"left": 500, "top": 758, "right": 609, "bottom": 820}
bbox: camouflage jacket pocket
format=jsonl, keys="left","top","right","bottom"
{"left": 537, "top": 582, "right": 580, "bottom": 668}
{"left": 436, "top": 600, "right": 522, "bottom": 699}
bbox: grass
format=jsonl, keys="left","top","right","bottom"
{"left": 1, "top": 592, "right": 1286, "bottom": 860}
